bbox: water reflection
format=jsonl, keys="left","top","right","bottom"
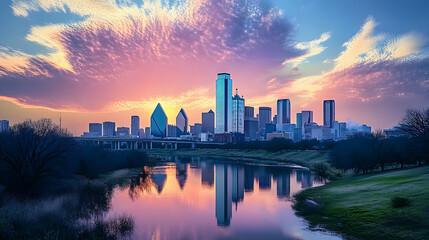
{"left": 107, "top": 156, "right": 341, "bottom": 240}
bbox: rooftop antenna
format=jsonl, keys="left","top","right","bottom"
{"left": 236, "top": 88, "right": 238, "bottom": 95}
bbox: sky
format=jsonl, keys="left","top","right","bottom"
{"left": 0, "top": 0, "right": 428, "bottom": 136}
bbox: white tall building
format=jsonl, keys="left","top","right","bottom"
{"left": 216, "top": 73, "right": 233, "bottom": 133}
{"left": 232, "top": 89, "right": 245, "bottom": 133}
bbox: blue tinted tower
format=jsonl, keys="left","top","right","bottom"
{"left": 323, "top": 100, "right": 335, "bottom": 128}
{"left": 277, "top": 99, "right": 291, "bottom": 124}
{"left": 216, "top": 73, "right": 233, "bottom": 133}
{"left": 176, "top": 108, "right": 188, "bottom": 136}
{"left": 151, "top": 103, "right": 168, "bottom": 138}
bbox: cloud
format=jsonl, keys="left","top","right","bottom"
{"left": 283, "top": 32, "right": 330, "bottom": 67}
{"left": 1, "top": 0, "right": 303, "bottom": 111}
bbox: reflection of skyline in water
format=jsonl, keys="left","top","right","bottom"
{"left": 108, "top": 156, "right": 340, "bottom": 240}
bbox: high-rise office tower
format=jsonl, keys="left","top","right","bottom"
{"left": 176, "top": 108, "right": 188, "bottom": 136}
{"left": 323, "top": 100, "right": 335, "bottom": 128}
{"left": 131, "top": 115, "right": 140, "bottom": 136}
{"left": 202, "top": 110, "right": 215, "bottom": 133}
{"left": 216, "top": 73, "right": 232, "bottom": 133}
{"left": 232, "top": 89, "right": 245, "bottom": 133}
{"left": 244, "top": 106, "right": 254, "bottom": 118}
{"left": 168, "top": 125, "right": 177, "bottom": 137}
{"left": 296, "top": 113, "right": 302, "bottom": 128}
{"left": 277, "top": 99, "right": 291, "bottom": 124}
{"left": 258, "top": 107, "right": 272, "bottom": 136}
{"left": 89, "top": 123, "right": 102, "bottom": 137}
{"left": 103, "top": 121, "right": 115, "bottom": 136}
{"left": 151, "top": 103, "right": 168, "bottom": 138}
{"left": 301, "top": 111, "right": 313, "bottom": 137}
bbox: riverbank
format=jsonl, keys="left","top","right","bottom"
{"left": 293, "top": 165, "right": 429, "bottom": 240}
{"left": 147, "top": 148, "right": 331, "bottom": 170}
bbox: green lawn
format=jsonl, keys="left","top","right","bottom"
{"left": 294, "top": 166, "right": 429, "bottom": 240}
{"left": 147, "top": 148, "right": 330, "bottom": 170}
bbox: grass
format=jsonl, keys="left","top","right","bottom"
{"left": 293, "top": 165, "right": 429, "bottom": 240}
{"left": 147, "top": 148, "right": 331, "bottom": 170}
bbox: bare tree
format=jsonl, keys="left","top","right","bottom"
{"left": 399, "top": 108, "right": 429, "bottom": 137}
{"left": 0, "top": 118, "right": 76, "bottom": 194}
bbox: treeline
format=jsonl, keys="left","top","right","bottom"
{"left": 220, "top": 138, "right": 334, "bottom": 152}
{"left": 0, "top": 118, "right": 151, "bottom": 197}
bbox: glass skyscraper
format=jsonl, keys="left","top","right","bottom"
{"left": 151, "top": 103, "right": 168, "bottom": 138}
{"left": 216, "top": 73, "right": 232, "bottom": 133}
{"left": 232, "top": 89, "right": 245, "bottom": 133}
{"left": 131, "top": 115, "right": 140, "bottom": 136}
{"left": 323, "top": 100, "right": 335, "bottom": 128}
{"left": 277, "top": 99, "right": 291, "bottom": 124}
{"left": 296, "top": 113, "right": 302, "bottom": 128}
{"left": 176, "top": 108, "right": 188, "bottom": 136}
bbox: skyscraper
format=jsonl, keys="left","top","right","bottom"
{"left": 323, "top": 100, "right": 335, "bottom": 128}
{"left": 258, "top": 107, "right": 272, "bottom": 136}
{"left": 244, "top": 106, "right": 254, "bottom": 118}
{"left": 301, "top": 111, "right": 313, "bottom": 138}
{"left": 232, "top": 89, "right": 245, "bottom": 133}
{"left": 131, "top": 115, "right": 140, "bottom": 136}
{"left": 277, "top": 99, "right": 291, "bottom": 124}
{"left": 176, "top": 108, "right": 188, "bottom": 136}
{"left": 216, "top": 73, "right": 232, "bottom": 133}
{"left": 151, "top": 103, "right": 168, "bottom": 138}
{"left": 202, "top": 110, "right": 215, "bottom": 133}
{"left": 296, "top": 113, "right": 302, "bottom": 128}
{"left": 89, "top": 123, "right": 102, "bottom": 137}
{"left": 103, "top": 121, "right": 115, "bottom": 137}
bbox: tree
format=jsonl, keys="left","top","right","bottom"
{"left": 399, "top": 108, "right": 429, "bottom": 166}
{"left": 0, "top": 118, "right": 76, "bottom": 195}
{"left": 399, "top": 108, "right": 429, "bottom": 137}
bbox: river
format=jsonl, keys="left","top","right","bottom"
{"left": 106, "top": 155, "right": 341, "bottom": 240}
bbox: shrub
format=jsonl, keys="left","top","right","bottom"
{"left": 391, "top": 197, "right": 410, "bottom": 208}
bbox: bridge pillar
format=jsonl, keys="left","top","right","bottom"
{"left": 174, "top": 143, "right": 177, "bottom": 150}
{"left": 150, "top": 142, "right": 152, "bottom": 149}
{"left": 134, "top": 141, "right": 137, "bottom": 150}
{"left": 191, "top": 143, "right": 195, "bottom": 149}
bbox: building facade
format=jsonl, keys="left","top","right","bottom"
{"left": 176, "top": 108, "right": 188, "bottom": 136}
{"left": 131, "top": 115, "right": 140, "bottom": 136}
{"left": 89, "top": 123, "right": 102, "bottom": 137}
{"left": 323, "top": 100, "right": 335, "bottom": 128}
{"left": 232, "top": 89, "right": 245, "bottom": 133}
{"left": 103, "top": 121, "right": 116, "bottom": 137}
{"left": 258, "top": 107, "right": 272, "bottom": 137}
{"left": 216, "top": 73, "right": 233, "bottom": 133}
{"left": 244, "top": 106, "right": 254, "bottom": 118}
{"left": 0, "top": 120, "right": 9, "bottom": 132}
{"left": 277, "top": 99, "right": 291, "bottom": 124}
{"left": 151, "top": 103, "right": 168, "bottom": 138}
{"left": 202, "top": 109, "right": 215, "bottom": 133}
{"left": 301, "top": 111, "right": 313, "bottom": 139}
{"left": 117, "top": 127, "right": 130, "bottom": 137}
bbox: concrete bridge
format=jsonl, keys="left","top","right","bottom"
{"left": 75, "top": 137, "right": 224, "bottom": 150}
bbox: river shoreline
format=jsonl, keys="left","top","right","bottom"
{"left": 293, "top": 165, "right": 429, "bottom": 240}
{"left": 146, "top": 148, "right": 330, "bottom": 171}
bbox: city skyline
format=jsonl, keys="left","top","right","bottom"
{"left": 1, "top": 0, "right": 429, "bottom": 135}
